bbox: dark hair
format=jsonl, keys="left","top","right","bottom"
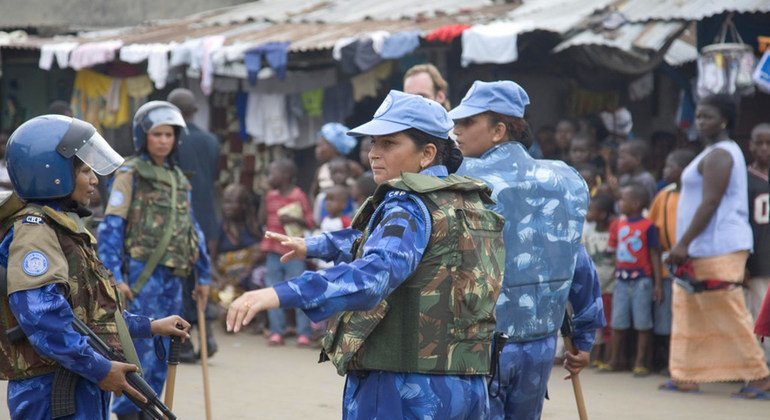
{"left": 325, "top": 184, "right": 350, "bottom": 201}
{"left": 580, "top": 114, "right": 609, "bottom": 143}
{"left": 590, "top": 193, "right": 615, "bottom": 217}
{"left": 48, "top": 100, "right": 72, "bottom": 116}
{"left": 223, "top": 183, "right": 261, "bottom": 238}
{"left": 620, "top": 140, "right": 649, "bottom": 163}
{"left": 622, "top": 182, "right": 650, "bottom": 208}
{"left": 666, "top": 148, "right": 697, "bottom": 169}
{"left": 486, "top": 111, "right": 531, "bottom": 148}
{"left": 698, "top": 94, "right": 738, "bottom": 132}
{"left": 575, "top": 162, "right": 600, "bottom": 179}
{"left": 403, "top": 128, "right": 463, "bottom": 174}
{"left": 270, "top": 158, "right": 297, "bottom": 181}
{"left": 328, "top": 157, "right": 350, "bottom": 171}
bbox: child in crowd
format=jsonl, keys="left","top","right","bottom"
{"left": 647, "top": 148, "right": 696, "bottom": 372}
{"left": 320, "top": 185, "right": 352, "bottom": 233}
{"left": 582, "top": 193, "right": 616, "bottom": 369}
{"left": 528, "top": 125, "right": 556, "bottom": 159}
{"left": 311, "top": 122, "right": 361, "bottom": 198}
{"left": 605, "top": 182, "right": 663, "bottom": 377}
{"left": 258, "top": 159, "right": 315, "bottom": 346}
{"left": 616, "top": 140, "right": 657, "bottom": 202}
{"left": 569, "top": 136, "right": 594, "bottom": 167}
{"left": 314, "top": 157, "right": 356, "bottom": 224}
{"left": 351, "top": 174, "right": 377, "bottom": 210}
{"left": 746, "top": 123, "right": 770, "bottom": 362}
{"left": 209, "top": 183, "right": 264, "bottom": 315}
{"left": 554, "top": 118, "right": 578, "bottom": 161}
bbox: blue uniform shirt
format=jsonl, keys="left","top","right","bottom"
{"left": 273, "top": 166, "right": 450, "bottom": 320}
{"left": 458, "top": 142, "right": 603, "bottom": 349}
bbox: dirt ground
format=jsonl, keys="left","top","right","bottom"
{"left": 1, "top": 325, "right": 767, "bottom": 419}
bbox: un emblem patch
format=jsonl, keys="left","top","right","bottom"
{"left": 22, "top": 251, "right": 49, "bottom": 277}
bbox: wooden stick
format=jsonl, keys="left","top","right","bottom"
{"left": 197, "top": 297, "right": 213, "bottom": 420}
{"left": 563, "top": 335, "right": 589, "bottom": 420}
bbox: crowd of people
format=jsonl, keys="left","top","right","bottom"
{"left": 2, "top": 60, "right": 770, "bottom": 420}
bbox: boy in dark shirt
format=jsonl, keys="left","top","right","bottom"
{"left": 746, "top": 122, "right": 770, "bottom": 362}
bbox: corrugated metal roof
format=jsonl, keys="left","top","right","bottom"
{"left": 4, "top": 2, "right": 514, "bottom": 52}
{"left": 504, "top": 0, "right": 615, "bottom": 34}
{"left": 619, "top": 0, "right": 770, "bottom": 22}
{"left": 187, "top": 0, "right": 498, "bottom": 26}
{"left": 554, "top": 21, "right": 684, "bottom": 54}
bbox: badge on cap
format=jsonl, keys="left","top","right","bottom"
{"left": 109, "top": 191, "right": 124, "bottom": 207}
{"left": 373, "top": 94, "right": 394, "bottom": 118}
{"left": 22, "top": 251, "right": 49, "bottom": 277}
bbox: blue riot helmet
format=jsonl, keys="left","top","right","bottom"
{"left": 132, "top": 101, "right": 187, "bottom": 154}
{"left": 7, "top": 115, "right": 124, "bottom": 200}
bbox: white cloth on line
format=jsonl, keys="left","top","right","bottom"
{"left": 119, "top": 43, "right": 175, "bottom": 89}
{"left": 244, "top": 91, "right": 298, "bottom": 146}
{"left": 69, "top": 40, "right": 123, "bottom": 70}
{"left": 461, "top": 21, "right": 529, "bottom": 67}
{"left": 39, "top": 42, "right": 78, "bottom": 70}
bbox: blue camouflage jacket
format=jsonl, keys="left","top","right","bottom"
{"left": 458, "top": 142, "right": 603, "bottom": 349}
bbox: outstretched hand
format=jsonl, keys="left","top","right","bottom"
{"left": 265, "top": 231, "right": 307, "bottom": 263}
{"left": 226, "top": 288, "right": 280, "bottom": 333}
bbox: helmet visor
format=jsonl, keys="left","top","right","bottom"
{"left": 75, "top": 132, "right": 124, "bottom": 176}
{"left": 142, "top": 106, "right": 187, "bottom": 133}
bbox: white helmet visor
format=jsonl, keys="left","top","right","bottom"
{"left": 75, "top": 131, "right": 124, "bottom": 176}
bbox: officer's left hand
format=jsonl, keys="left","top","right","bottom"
{"left": 151, "top": 315, "right": 191, "bottom": 340}
{"left": 563, "top": 350, "right": 590, "bottom": 380}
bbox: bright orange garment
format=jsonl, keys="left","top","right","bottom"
{"left": 648, "top": 183, "right": 678, "bottom": 277}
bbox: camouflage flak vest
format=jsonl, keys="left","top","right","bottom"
{"left": 123, "top": 157, "right": 199, "bottom": 277}
{"left": 322, "top": 172, "right": 505, "bottom": 376}
{"left": 0, "top": 206, "right": 124, "bottom": 380}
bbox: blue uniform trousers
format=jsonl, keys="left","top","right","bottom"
{"left": 342, "top": 371, "right": 488, "bottom": 420}
{"left": 488, "top": 335, "right": 558, "bottom": 420}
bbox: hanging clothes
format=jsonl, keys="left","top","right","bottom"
{"left": 461, "top": 22, "right": 521, "bottom": 67}
{"left": 39, "top": 42, "right": 78, "bottom": 70}
{"left": 350, "top": 61, "right": 394, "bottom": 102}
{"left": 70, "top": 70, "right": 130, "bottom": 130}
{"left": 244, "top": 91, "right": 298, "bottom": 146}
{"left": 380, "top": 31, "right": 420, "bottom": 59}
{"left": 69, "top": 40, "right": 123, "bottom": 70}
{"left": 424, "top": 24, "right": 470, "bottom": 44}
{"left": 244, "top": 42, "right": 291, "bottom": 85}
{"left": 119, "top": 43, "right": 174, "bottom": 89}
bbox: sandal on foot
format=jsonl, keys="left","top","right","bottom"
{"left": 732, "top": 386, "right": 770, "bottom": 400}
{"left": 597, "top": 363, "right": 616, "bottom": 373}
{"left": 658, "top": 380, "right": 701, "bottom": 393}
{"left": 633, "top": 367, "right": 650, "bottom": 377}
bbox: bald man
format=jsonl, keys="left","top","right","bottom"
{"left": 403, "top": 64, "right": 450, "bottom": 110}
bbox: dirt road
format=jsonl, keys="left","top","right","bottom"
{"left": 1, "top": 326, "right": 767, "bottom": 419}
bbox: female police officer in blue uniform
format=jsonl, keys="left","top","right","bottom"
{"left": 1, "top": 115, "right": 190, "bottom": 419}
{"left": 227, "top": 91, "right": 505, "bottom": 419}
{"left": 451, "top": 80, "right": 605, "bottom": 419}
{"left": 97, "top": 101, "right": 212, "bottom": 419}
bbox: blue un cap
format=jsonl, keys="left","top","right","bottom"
{"left": 319, "top": 122, "right": 356, "bottom": 155}
{"left": 448, "top": 80, "right": 530, "bottom": 120}
{"left": 347, "top": 90, "right": 453, "bottom": 139}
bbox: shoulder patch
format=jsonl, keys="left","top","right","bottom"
{"left": 22, "top": 215, "right": 45, "bottom": 225}
{"left": 109, "top": 191, "right": 125, "bottom": 207}
{"left": 22, "top": 251, "right": 49, "bottom": 277}
{"left": 386, "top": 190, "right": 407, "bottom": 199}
